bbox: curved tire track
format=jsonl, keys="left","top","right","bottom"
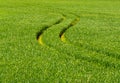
{"left": 36, "top": 15, "right": 65, "bottom": 45}
{"left": 36, "top": 13, "right": 120, "bottom": 70}
{"left": 59, "top": 18, "right": 80, "bottom": 42}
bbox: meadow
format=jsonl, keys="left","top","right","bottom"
{"left": 0, "top": 0, "right": 120, "bottom": 82}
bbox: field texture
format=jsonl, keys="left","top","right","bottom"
{"left": 0, "top": 0, "right": 120, "bottom": 82}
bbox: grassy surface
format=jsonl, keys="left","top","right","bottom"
{"left": 0, "top": 0, "right": 120, "bottom": 82}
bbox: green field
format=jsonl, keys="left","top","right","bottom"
{"left": 0, "top": 0, "right": 120, "bottom": 82}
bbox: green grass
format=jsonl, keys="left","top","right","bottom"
{"left": 0, "top": 0, "right": 120, "bottom": 82}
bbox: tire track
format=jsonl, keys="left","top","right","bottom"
{"left": 36, "top": 15, "right": 65, "bottom": 45}
{"left": 59, "top": 18, "right": 80, "bottom": 42}
{"left": 61, "top": 24, "right": 120, "bottom": 60}
{"left": 60, "top": 13, "right": 120, "bottom": 60}
{"left": 36, "top": 13, "right": 120, "bottom": 70}
{"left": 57, "top": 14, "right": 120, "bottom": 69}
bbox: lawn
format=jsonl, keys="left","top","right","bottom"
{"left": 0, "top": 0, "right": 120, "bottom": 82}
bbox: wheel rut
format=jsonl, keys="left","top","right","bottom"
{"left": 36, "top": 16, "right": 65, "bottom": 45}
{"left": 59, "top": 18, "right": 80, "bottom": 42}
{"left": 36, "top": 13, "right": 120, "bottom": 70}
